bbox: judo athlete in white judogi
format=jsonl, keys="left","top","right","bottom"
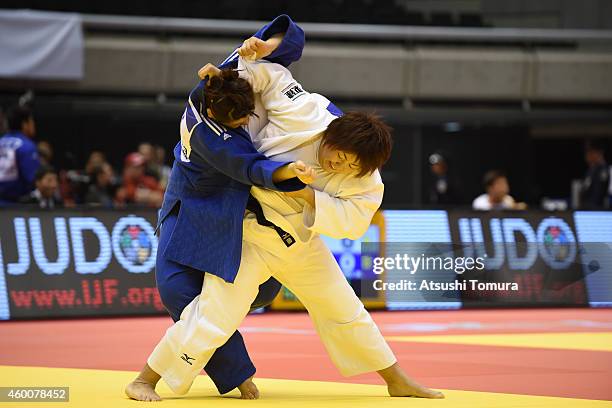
{"left": 135, "top": 26, "right": 443, "bottom": 401}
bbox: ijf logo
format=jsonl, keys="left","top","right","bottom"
{"left": 538, "top": 218, "right": 576, "bottom": 269}
{"left": 118, "top": 225, "right": 153, "bottom": 266}
{"left": 543, "top": 225, "right": 571, "bottom": 260}
{"left": 112, "top": 216, "right": 158, "bottom": 273}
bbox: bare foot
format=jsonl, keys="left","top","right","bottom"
{"left": 237, "top": 376, "right": 259, "bottom": 399}
{"left": 378, "top": 363, "right": 444, "bottom": 399}
{"left": 387, "top": 378, "right": 444, "bottom": 399}
{"left": 125, "top": 379, "right": 162, "bottom": 402}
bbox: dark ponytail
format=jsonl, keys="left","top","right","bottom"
{"left": 204, "top": 69, "right": 255, "bottom": 125}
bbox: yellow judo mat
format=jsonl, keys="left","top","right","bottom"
{"left": 386, "top": 332, "right": 612, "bottom": 352}
{"left": 0, "top": 366, "right": 609, "bottom": 408}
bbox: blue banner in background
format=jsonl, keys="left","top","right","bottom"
{"left": 574, "top": 211, "right": 612, "bottom": 307}
{"left": 0, "top": 257, "right": 9, "bottom": 320}
{"left": 382, "top": 210, "right": 461, "bottom": 310}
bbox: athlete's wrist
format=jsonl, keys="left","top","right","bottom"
{"left": 263, "top": 33, "right": 284, "bottom": 56}
{"left": 272, "top": 163, "right": 293, "bottom": 183}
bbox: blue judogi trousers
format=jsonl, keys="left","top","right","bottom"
{"left": 155, "top": 209, "right": 281, "bottom": 394}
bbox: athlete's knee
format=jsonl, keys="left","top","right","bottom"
{"left": 157, "top": 285, "right": 185, "bottom": 321}
{"left": 249, "top": 277, "right": 281, "bottom": 311}
{"left": 311, "top": 294, "right": 365, "bottom": 325}
{"left": 157, "top": 276, "right": 201, "bottom": 322}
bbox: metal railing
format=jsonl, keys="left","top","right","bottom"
{"left": 81, "top": 13, "right": 612, "bottom": 44}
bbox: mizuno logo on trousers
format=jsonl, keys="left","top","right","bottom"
{"left": 181, "top": 353, "right": 195, "bottom": 365}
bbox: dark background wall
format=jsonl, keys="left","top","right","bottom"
{"left": 1, "top": 1, "right": 611, "bottom": 209}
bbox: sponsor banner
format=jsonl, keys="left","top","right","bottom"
{"left": 1, "top": 209, "right": 610, "bottom": 318}
{"left": 449, "top": 211, "right": 589, "bottom": 307}
{"left": 365, "top": 210, "right": 611, "bottom": 310}
{"left": 0, "top": 209, "right": 163, "bottom": 319}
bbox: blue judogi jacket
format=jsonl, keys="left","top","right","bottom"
{"left": 159, "top": 15, "right": 305, "bottom": 283}
{"left": 0, "top": 131, "right": 40, "bottom": 202}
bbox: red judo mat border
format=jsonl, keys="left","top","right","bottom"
{"left": 0, "top": 308, "right": 611, "bottom": 401}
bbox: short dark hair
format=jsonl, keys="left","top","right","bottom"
{"left": 322, "top": 112, "right": 393, "bottom": 177}
{"left": 35, "top": 165, "right": 56, "bottom": 182}
{"left": 483, "top": 170, "right": 506, "bottom": 189}
{"left": 7, "top": 105, "right": 33, "bottom": 132}
{"left": 204, "top": 69, "right": 255, "bottom": 125}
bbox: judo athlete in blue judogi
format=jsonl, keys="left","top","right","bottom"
{"left": 0, "top": 106, "right": 40, "bottom": 203}
{"left": 124, "top": 16, "right": 315, "bottom": 402}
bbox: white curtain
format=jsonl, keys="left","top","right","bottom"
{"left": 0, "top": 9, "right": 84, "bottom": 80}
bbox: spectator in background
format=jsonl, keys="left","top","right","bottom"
{"left": 85, "top": 151, "right": 106, "bottom": 175}
{"left": 19, "top": 165, "right": 62, "bottom": 209}
{"left": 580, "top": 141, "right": 609, "bottom": 209}
{"left": 61, "top": 150, "right": 107, "bottom": 204}
{"left": 85, "top": 162, "right": 117, "bottom": 208}
{"left": 37, "top": 140, "right": 54, "bottom": 167}
{"left": 0, "top": 105, "right": 41, "bottom": 203}
{"left": 428, "top": 152, "right": 463, "bottom": 205}
{"left": 116, "top": 152, "right": 163, "bottom": 207}
{"left": 138, "top": 142, "right": 161, "bottom": 181}
{"left": 154, "top": 144, "right": 172, "bottom": 189}
{"left": 473, "top": 170, "right": 526, "bottom": 211}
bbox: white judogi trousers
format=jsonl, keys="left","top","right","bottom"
{"left": 147, "top": 215, "right": 396, "bottom": 395}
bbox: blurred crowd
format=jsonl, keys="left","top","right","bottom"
{"left": 427, "top": 146, "right": 610, "bottom": 211}
{"left": 0, "top": 105, "right": 170, "bottom": 209}
{"left": 1, "top": 105, "right": 610, "bottom": 211}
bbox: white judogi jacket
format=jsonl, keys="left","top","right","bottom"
{"left": 239, "top": 57, "right": 384, "bottom": 243}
